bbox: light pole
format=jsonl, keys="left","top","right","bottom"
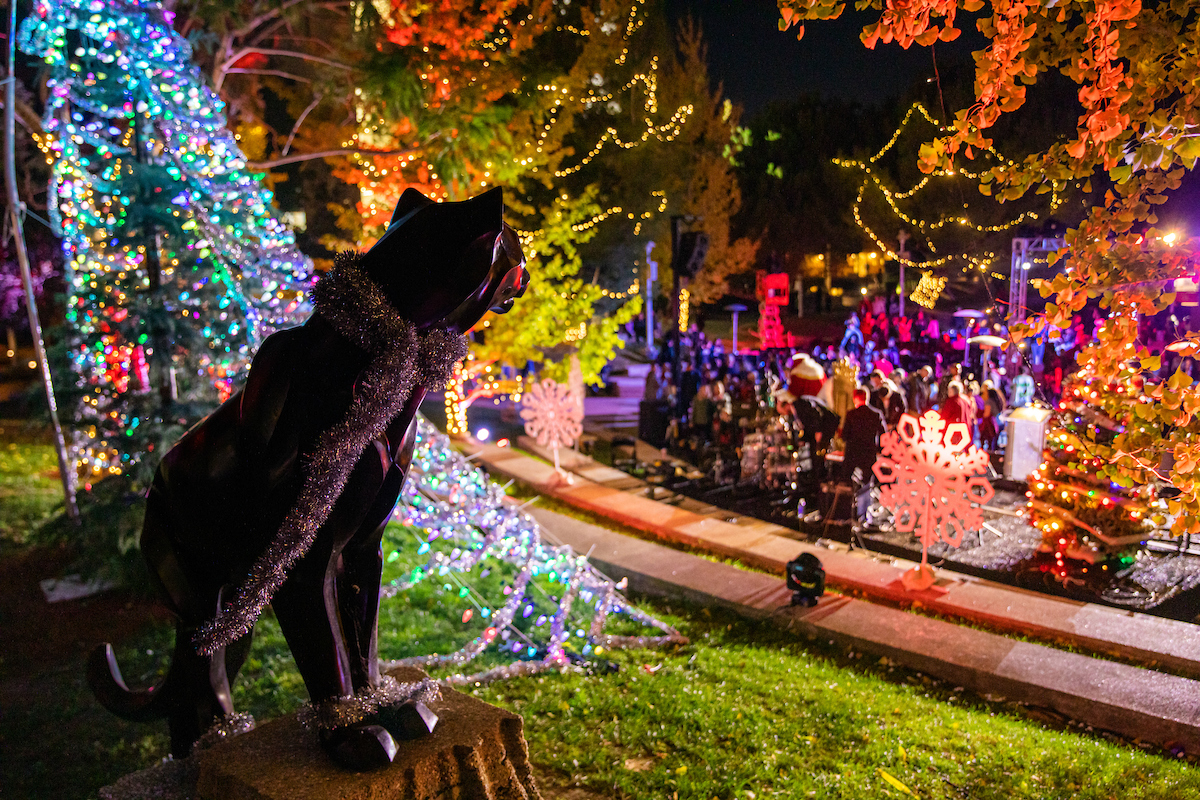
{"left": 726, "top": 303, "right": 747, "bottom": 355}
{"left": 5, "top": 4, "right": 77, "bottom": 522}
{"left": 644, "top": 240, "right": 656, "bottom": 356}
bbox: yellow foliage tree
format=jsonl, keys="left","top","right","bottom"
{"left": 777, "top": 0, "right": 1200, "bottom": 534}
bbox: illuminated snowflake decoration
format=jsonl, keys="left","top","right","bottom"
{"left": 873, "top": 411, "right": 995, "bottom": 554}
{"left": 521, "top": 378, "right": 583, "bottom": 451}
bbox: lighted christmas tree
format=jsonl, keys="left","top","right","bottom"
{"left": 18, "top": 0, "right": 312, "bottom": 488}
{"left": 1026, "top": 370, "right": 1162, "bottom": 579}
{"left": 385, "top": 417, "right": 684, "bottom": 683}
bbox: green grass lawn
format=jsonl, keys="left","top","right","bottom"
{"left": 0, "top": 433, "right": 63, "bottom": 545}
{"left": 4, "top": 442, "right": 1200, "bottom": 799}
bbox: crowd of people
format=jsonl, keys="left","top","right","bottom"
{"left": 636, "top": 297, "right": 1096, "bottom": 511}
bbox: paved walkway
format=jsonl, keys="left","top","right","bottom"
{"left": 530, "top": 504, "right": 1200, "bottom": 755}
{"left": 460, "top": 437, "right": 1200, "bottom": 685}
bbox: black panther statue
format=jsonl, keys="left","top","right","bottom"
{"left": 87, "top": 187, "right": 528, "bottom": 770}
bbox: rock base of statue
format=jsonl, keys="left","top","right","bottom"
{"left": 99, "top": 668, "right": 542, "bottom": 800}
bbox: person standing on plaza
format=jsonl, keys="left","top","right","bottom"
{"left": 643, "top": 362, "right": 662, "bottom": 401}
{"left": 679, "top": 360, "right": 701, "bottom": 418}
{"left": 690, "top": 383, "right": 715, "bottom": 442}
{"left": 939, "top": 381, "right": 975, "bottom": 439}
{"left": 980, "top": 379, "right": 1006, "bottom": 450}
{"left": 937, "top": 363, "right": 963, "bottom": 406}
{"left": 841, "top": 388, "right": 886, "bottom": 484}
{"left": 906, "top": 365, "right": 933, "bottom": 415}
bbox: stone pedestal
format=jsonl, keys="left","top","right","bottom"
{"left": 100, "top": 668, "right": 542, "bottom": 800}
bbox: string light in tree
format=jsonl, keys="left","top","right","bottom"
{"left": 443, "top": 356, "right": 524, "bottom": 436}
{"left": 835, "top": 102, "right": 1063, "bottom": 274}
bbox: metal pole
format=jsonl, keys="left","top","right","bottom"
{"left": 671, "top": 217, "right": 682, "bottom": 384}
{"left": 5, "top": 2, "right": 78, "bottom": 522}
{"left": 732, "top": 309, "right": 739, "bottom": 355}
{"left": 644, "top": 241, "right": 655, "bottom": 356}
{"left": 1009, "top": 238, "right": 1027, "bottom": 324}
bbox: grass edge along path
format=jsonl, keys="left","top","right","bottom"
{"left": 491, "top": 445, "right": 1200, "bottom": 682}
{"left": 474, "top": 596, "right": 1200, "bottom": 800}
{"left": 7, "top": 588, "right": 1200, "bottom": 800}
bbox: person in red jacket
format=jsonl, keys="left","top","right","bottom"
{"left": 938, "top": 380, "right": 975, "bottom": 439}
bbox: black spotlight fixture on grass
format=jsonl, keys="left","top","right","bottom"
{"left": 786, "top": 552, "right": 825, "bottom": 607}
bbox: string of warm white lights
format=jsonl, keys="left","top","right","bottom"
{"left": 837, "top": 102, "right": 1063, "bottom": 272}
{"left": 910, "top": 271, "right": 947, "bottom": 308}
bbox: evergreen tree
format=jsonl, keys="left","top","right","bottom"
{"left": 18, "top": 0, "right": 312, "bottom": 489}
{"left": 1027, "top": 371, "right": 1161, "bottom": 579}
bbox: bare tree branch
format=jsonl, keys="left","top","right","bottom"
{"left": 282, "top": 93, "right": 322, "bottom": 156}
{"left": 225, "top": 47, "right": 353, "bottom": 72}
{"left": 261, "top": 35, "right": 339, "bottom": 55}
{"left": 221, "top": 68, "right": 313, "bottom": 84}
{"left": 246, "top": 148, "right": 417, "bottom": 169}
{"left": 232, "top": 0, "right": 314, "bottom": 40}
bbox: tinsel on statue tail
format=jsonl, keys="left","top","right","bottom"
{"left": 379, "top": 417, "right": 686, "bottom": 686}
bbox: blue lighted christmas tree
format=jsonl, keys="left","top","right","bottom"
{"left": 18, "top": 0, "right": 312, "bottom": 488}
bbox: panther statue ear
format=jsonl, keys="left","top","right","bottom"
{"left": 360, "top": 188, "right": 507, "bottom": 327}
{"left": 388, "top": 187, "right": 435, "bottom": 228}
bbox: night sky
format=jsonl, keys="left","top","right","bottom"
{"left": 664, "top": 0, "right": 985, "bottom": 117}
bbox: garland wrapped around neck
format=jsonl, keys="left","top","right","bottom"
{"left": 195, "top": 252, "right": 467, "bottom": 654}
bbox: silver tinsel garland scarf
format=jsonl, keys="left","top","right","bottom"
{"left": 195, "top": 252, "right": 468, "bottom": 654}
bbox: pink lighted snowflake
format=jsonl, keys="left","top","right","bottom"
{"left": 872, "top": 410, "right": 994, "bottom": 552}
{"left": 520, "top": 378, "right": 583, "bottom": 451}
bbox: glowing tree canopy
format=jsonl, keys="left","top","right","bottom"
{"left": 18, "top": 0, "right": 312, "bottom": 486}
{"left": 337, "top": 0, "right": 749, "bottom": 387}
{"left": 873, "top": 411, "right": 994, "bottom": 589}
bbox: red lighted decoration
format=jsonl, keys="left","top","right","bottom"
{"left": 758, "top": 272, "right": 790, "bottom": 306}
{"left": 872, "top": 411, "right": 994, "bottom": 590}
{"left": 755, "top": 272, "right": 791, "bottom": 349}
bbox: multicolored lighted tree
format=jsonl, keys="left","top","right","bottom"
{"left": 388, "top": 417, "right": 685, "bottom": 684}
{"left": 1027, "top": 372, "right": 1159, "bottom": 578}
{"left": 18, "top": 0, "right": 312, "bottom": 488}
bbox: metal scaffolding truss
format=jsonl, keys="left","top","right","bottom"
{"left": 1008, "top": 237, "right": 1067, "bottom": 323}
